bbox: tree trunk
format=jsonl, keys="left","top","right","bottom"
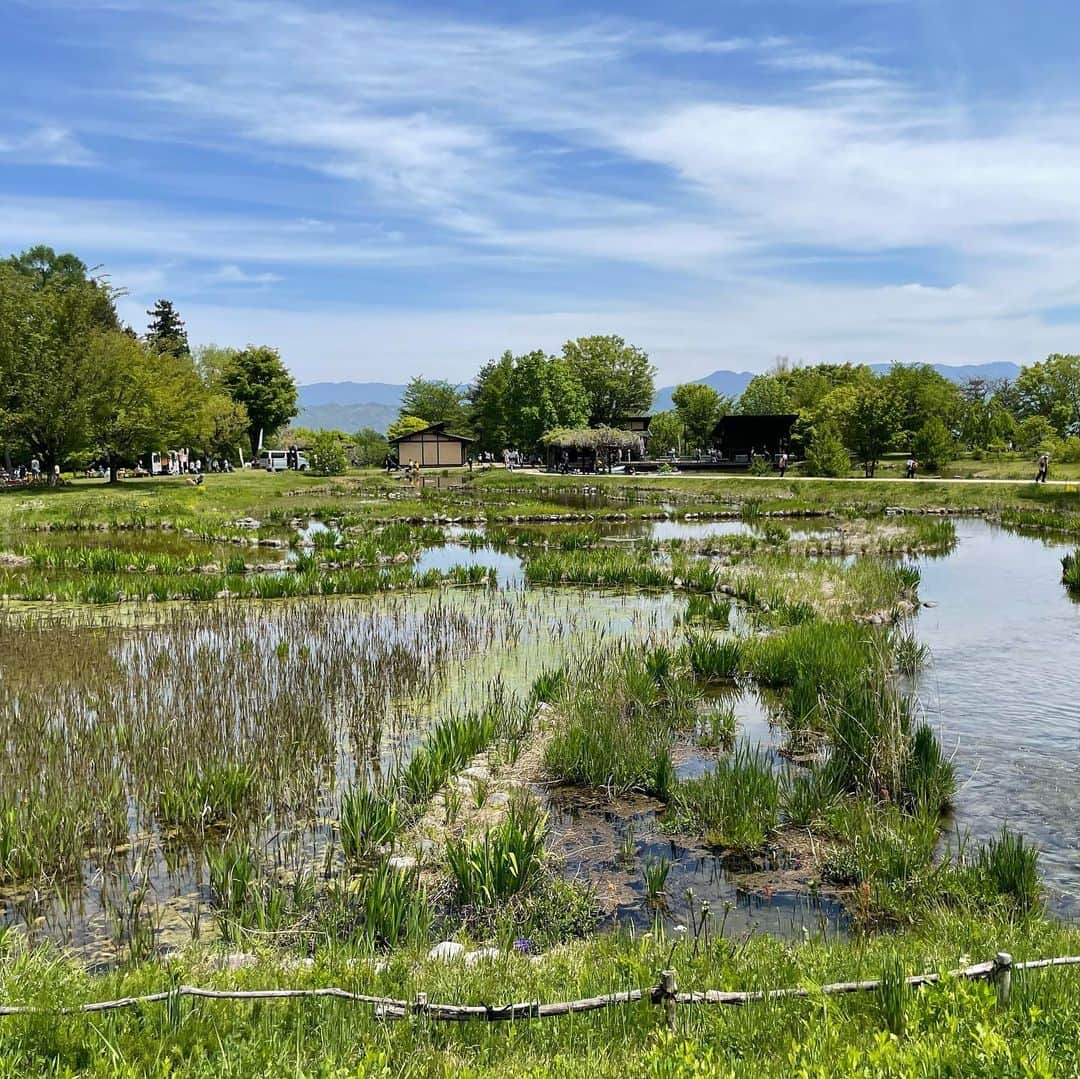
{"left": 109, "top": 459, "right": 120, "bottom": 484}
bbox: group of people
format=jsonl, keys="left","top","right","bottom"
{"left": 3, "top": 458, "right": 62, "bottom": 486}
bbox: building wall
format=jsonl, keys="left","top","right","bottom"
{"left": 395, "top": 434, "right": 467, "bottom": 468}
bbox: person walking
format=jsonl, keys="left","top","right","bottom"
{"left": 778, "top": 451, "right": 788, "bottom": 477}
{"left": 905, "top": 455, "right": 917, "bottom": 479}
{"left": 1036, "top": 452, "right": 1050, "bottom": 483}
{"left": 30, "top": 456, "right": 40, "bottom": 482}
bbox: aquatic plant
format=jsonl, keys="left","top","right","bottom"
{"left": 671, "top": 742, "right": 780, "bottom": 851}
{"left": 358, "top": 861, "right": 433, "bottom": 949}
{"left": 156, "top": 764, "right": 257, "bottom": 831}
{"left": 975, "top": 828, "right": 1042, "bottom": 915}
{"left": 339, "top": 785, "right": 399, "bottom": 861}
{"left": 446, "top": 794, "right": 546, "bottom": 906}
{"left": 543, "top": 648, "right": 691, "bottom": 797}
{"left": 683, "top": 633, "right": 741, "bottom": 681}
{"left": 1061, "top": 550, "right": 1080, "bottom": 592}
{"left": 901, "top": 724, "right": 956, "bottom": 813}
{"left": 781, "top": 766, "right": 841, "bottom": 828}
{"left": 641, "top": 855, "right": 671, "bottom": 906}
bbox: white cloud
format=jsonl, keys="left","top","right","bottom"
{"left": 11, "top": 0, "right": 1080, "bottom": 381}
{"left": 0, "top": 125, "right": 95, "bottom": 166}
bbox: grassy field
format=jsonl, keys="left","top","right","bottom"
{"left": 0, "top": 469, "right": 1076, "bottom": 1076}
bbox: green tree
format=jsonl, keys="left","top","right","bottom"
{"left": 804, "top": 425, "right": 850, "bottom": 477}
{"left": 353, "top": 426, "right": 389, "bottom": 467}
{"left": 0, "top": 254, "right": 120, "bottom": 467}
{"left": 879, "top": 364, "right": 961, "bottom": 446}
{"left": 504, "top": 350, "right": 588, "bottom": 450}
{"left": 199, "top": 394, "right": 250, "bottom": 462}
{"left": 737, "top": 374, "right": 792, "bottom": 415}
{"left": 386, "top": 414, "right": 430, "bottom": 442}
{"left": 842, "top": 385, "right": 895, "bottom": 478}
{"left": 467, "top": 353, "right": 513, "bottom": 453}
{"left": 3, "top": 245, "right": 119, "bottom": 332}
{"left": 671, "top": 383, "right": 728, "bottom": 452}
{"left": 399, "top": 377, "right": 466, "bottom": 429}
{"left": 145, "top": 299, "right": 190, "bottom": 358}
{"left": 561, "top": 335, "right": 654, "bottom": 426}
{"left": 1011, "top": 355, "right": 1080, "bottom": 435}
{"left": 1015, "top": 415, "right": 1056, "bottom": 452}
{"left": 308, "top": 430, "right": 348, "bottom": 475}
{"left": 647, "top": 410, "right": 684, "bottom": 457}
{"left": 219, "top": 345, "right": 298, "bottom": 454}
{"left": 913, "top": 417, "right": 955, "bottom": 472}
{"left": 88, "top": 331, "right": 205, "bottom": 482}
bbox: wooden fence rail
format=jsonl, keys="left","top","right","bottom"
{"left": 1, "top": 953, "right": 1077, "bottom": 1022}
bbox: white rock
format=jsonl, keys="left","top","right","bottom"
{"left": 428, "top": 941, "right": 465, "bottom": 963}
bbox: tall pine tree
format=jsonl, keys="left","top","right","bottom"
{"left": 145, "top": 299, "right": 190, "bottom": 358}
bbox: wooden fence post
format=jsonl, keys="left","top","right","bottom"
{"left": 993, "top": 952, "right": 1013, "bottom": 1008}
{"left": 660, "top": 970, "right": 677, "bottom": 1028}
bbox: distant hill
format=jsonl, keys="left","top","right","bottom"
{"left": 868, "top": 362, "right": 1022, "bottom": 383}
{"left": 652, "top": 370, "right": 756, "bottom": 411}
{"left": 298, "top": 382, "right": 405, "bottom": 409}
{"left": 295, "top": 402, "right": 399, "bottom": 434}
{"left": 653, "top": 362, "right": 1022, "bottom": 412}
{"left": 294, "top": 382, "right": 405, "bottom": 433}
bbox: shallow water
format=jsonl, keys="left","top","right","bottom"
{"left": 548, "top": 794, "right": 847, "bottom": 942}
{"left": 913, "top": 519, "right": 1080, "bottom": 917}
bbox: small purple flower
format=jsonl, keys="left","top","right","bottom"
{"left": 513, "top": 938, "right": 533, "bottom": 955}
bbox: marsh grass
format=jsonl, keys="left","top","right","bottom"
{"left": 641, "top": 855, "right": 671, "bottom": 905}
{"left": 543, "top": 647, "right": 697, "bottom": 797}
{"left": 1061, "top": 550, "right": 1080, "bottom": 592}
{"left": 670, "top": 742, "right": 780, "bottom": 851}
{"left": 339, "top": 785, "right": 400, "bottom": 861}
{"left": 156, "top": 764, "right": 257, "bottom": 831}
{"left": 975, "top": 828, "right": 1042, "bottom": 914}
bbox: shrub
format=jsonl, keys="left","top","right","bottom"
{"left": 308, "top": 431, "right": 349, "bottom": 476}
{"left": 804, "top": 426, "right": 850, "bottom": 477}
{"left": 339, "top": 785, "right": 399, "bottom": 861}
{"left": 913, "top": 417, "right": 955, "bottom": 472}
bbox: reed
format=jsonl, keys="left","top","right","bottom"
{"left": 1061, "top": 550, "right": 1080, "bottom": 592}
{"left": 975, "top": 828, "right": 1042, "bottom": 914}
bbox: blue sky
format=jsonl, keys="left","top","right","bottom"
{"left": 3, "top": 0, "right": 1080, "bottom": 384}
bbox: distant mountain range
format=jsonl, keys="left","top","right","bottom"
{"left": 297, "top": 363, "right": 1024, "bottom": 432}
{"left": 651, "top": 362, "right": 1022, "bottom": 412}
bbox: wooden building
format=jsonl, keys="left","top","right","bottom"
{"left": 713, "top": 414, "right": 797, "bottom": 461}
{"left": 389, "top": 422, "right": 475, "bottom": 468}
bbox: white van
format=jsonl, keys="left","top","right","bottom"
{"left": 258, "top": 450, "right": 309, "bottom": 472}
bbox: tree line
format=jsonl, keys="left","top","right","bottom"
{"left": 374, "top": 353, "right": 1080, "bottom": 476}
{"left": 5, "top": 246, "right": 1079, "bottom": 479}
{"left": 0, "top": 247, "right": 299, "bottom": 480}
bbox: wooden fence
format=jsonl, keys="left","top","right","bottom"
{"left": 1, "top": 951, "right": 1078, "bottom": 1023}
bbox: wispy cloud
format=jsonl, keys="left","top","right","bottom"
{"left": 7, "top": 0, "right": 1080, "bottom": 380}
{"left": 0, "top": 124, "right": 95, "bottom": 166}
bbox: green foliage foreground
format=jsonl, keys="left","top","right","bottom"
{"left": 0, "top": 909, "right": 1077, "bottom": 1076}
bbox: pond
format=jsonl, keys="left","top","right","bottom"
{"left": 913, "top": 519, "right": 1080, "bottom": 918}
